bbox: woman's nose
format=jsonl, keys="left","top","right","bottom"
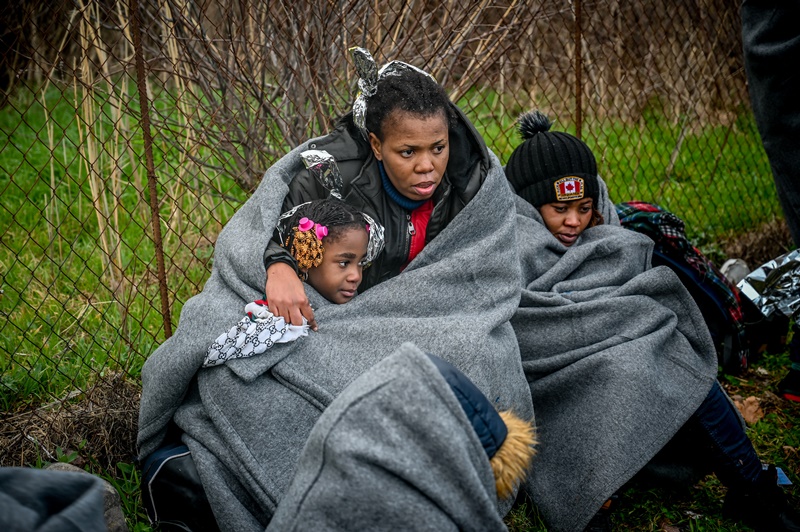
{"left": 565, "top": 213, "right": 580, "bottom": 227}
{"left": 416, "top": 154, "right": 434, "bottom": 174}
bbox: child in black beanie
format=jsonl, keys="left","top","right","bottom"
{"left": 505, "top": 110, "right": 800, "bottom": 532}
{"left": 505, "top": 111, "right": 800, "bottom": 532}
{"left": 505, "top": 110, "right": 603, "bottom": 247}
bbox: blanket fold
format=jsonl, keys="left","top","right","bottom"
{"left": 138, "top": 142, "right": 533, "bottom": 530}
{"left": 511, "top": 191, "right": 717, "bottom": 532}
{"left": 267, "top": 344, "right": 507, "bottom": 532}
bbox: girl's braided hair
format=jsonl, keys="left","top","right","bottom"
{"left": 281, "top": 199, "right": 369, "bottom": 272}
{"left": 364, "top": 68, "right": 456, "bottom": 140}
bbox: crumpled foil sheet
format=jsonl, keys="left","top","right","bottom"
{"left": 280, "top": 149, "right": 385, "bottom": 266}
{"left": 737, "top": 249, "right": 800, "bottom": 319}
{"left": 301, "top": 149, "right": 343, "bottom": 199}
{"left": 348, "top": 47, "right": 436, "bottom": 140}
{"left": 349, "top": 47, "right": 378, "bottom": 140}
{"left": 360, "top": 210, "right": 385, "bottom": 267}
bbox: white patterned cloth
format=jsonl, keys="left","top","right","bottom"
{"left": 203, "top": 301, "right": 309, "bottom": 368}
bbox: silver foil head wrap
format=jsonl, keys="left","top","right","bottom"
{"left": 276, "top": 202, "right": 309, "bottom": 247}
{"left": 276, "top": 202, "right": 385, "bottom": 268}
{"left": 348, "top": 47, "right": 437, "bottom": 140}
{"left": 737, "top": 248, "right": 800, "bottom": 319}
{"left": 361, "top": 211, "right": 385, "bottom": 267}
{"left": 350, "top": 47, "right": 379, "bottom": 140}
{"left": 301, "top": 149, "right": 343, "bottom": 199}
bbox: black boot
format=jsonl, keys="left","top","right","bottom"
{"left": 722, "top": 465, "right": 800, "bottom": 532}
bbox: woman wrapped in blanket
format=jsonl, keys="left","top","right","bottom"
{"left": 505, "top": 111, "right": 800, "bottom": 532}
{"left": 263, "top": 48, "right": 487, "bottom": 330}
{"left": 137, "top": 48, "right": 536, "bottom": 532}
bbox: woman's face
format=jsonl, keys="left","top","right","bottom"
{"left": 539, "top": 198, "right": 595, "bottom": 247}
{"left": 368, "top": 110, "right": 449, "bottom": 201}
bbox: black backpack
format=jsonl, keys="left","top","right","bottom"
{"left": 615, "top": 201, "right": 787, "bottom": 374}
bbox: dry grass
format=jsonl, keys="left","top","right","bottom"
{"left": 0, "top": 372, "right": 140, "bottom": 471}
{"left": 722, "top": 218, "right": 795, "bottom": 270}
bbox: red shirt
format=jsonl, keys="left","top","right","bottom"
{"left": 404, "top": 199, "right": 434, "bottom": 268}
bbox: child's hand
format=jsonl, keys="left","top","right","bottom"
{"left": 265, "top": 262, "right": 318, "bottom": 331}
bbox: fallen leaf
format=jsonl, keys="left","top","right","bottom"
{"left": 733, "top": 395, "right": 764, "bottom": 425}
{"left": 756, "top": 367, "right": 770, "bottom": 376}
{"left": 659, "top": 519, "right": 681, "bottom": 532}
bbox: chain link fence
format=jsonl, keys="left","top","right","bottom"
{"left": 0, "top": 0, "right": 783, "bottom": 486}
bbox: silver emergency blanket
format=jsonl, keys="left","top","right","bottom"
{"left": 349, "top": 47, "right": 436, "bottom": 140}
{"left": 301, "top": 149, "right": 343, "bottom": 199}
{"left": 286, "top": 149, "right": 385, "bottom": 266}
{"left": 738, "top": 248, "right": 800, "bottom": 318}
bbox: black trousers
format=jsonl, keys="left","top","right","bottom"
{"left": 141, "top": 443, "right": 219, "bottom": 532}
{"left": 742, "top": 0, "right": 800, "bottom": 245}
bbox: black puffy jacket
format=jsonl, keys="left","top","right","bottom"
{"left": 263, "top": 105, "right": 490, "bottom": 292}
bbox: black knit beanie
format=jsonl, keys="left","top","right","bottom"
{"left": 505, "top": 110, "right": 599, "bottom": 208}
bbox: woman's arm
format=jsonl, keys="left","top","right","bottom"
{"left": 265, "top": 262, "right": 317, "bottom": 331}
{"left": 262, "top": 166, "right": 330, "bottom": 331}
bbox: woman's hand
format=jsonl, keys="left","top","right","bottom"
{"left": 265, "top": 262, "right": 318, "bottom": 331}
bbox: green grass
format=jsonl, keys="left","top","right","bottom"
{"left": 1, "top": 84, "right": 792, "bottom": 530}
{"left": 505, "top": 348, "right": 800, "bottom": 531}
{"left": 0, "top": 83, "right": 247, "bottom": 410}
{"left": 462, "top": 93, "right": 778, "bottom": 251}
{"left": 103, "top": 462, "right": 153, "bottom": 532}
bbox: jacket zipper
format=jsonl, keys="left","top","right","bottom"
{"left": 401, "top": 212, "right": 414, "bottom": 266}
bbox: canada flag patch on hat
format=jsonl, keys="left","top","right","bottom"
{"left": 554, "top": 176, "right": 585, "bottom": 201}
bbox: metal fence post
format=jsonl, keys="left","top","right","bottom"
{"left": 130, "top": 0, "right": 173, "bottom": 339}
{"left": 575, "top": 0, "right": 583, "bottom": 140}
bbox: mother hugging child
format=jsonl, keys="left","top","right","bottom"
{"left": 137, "top": 49, "right": 537, "bottom": 531}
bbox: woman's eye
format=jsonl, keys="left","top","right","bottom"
{"left": 338, "top": 261, "right": 349, "bottom": 268}
{"left": 433, "top": 145, "right": 445, "bottom": 154}
{"left": 401, "top": 149, "right": 413, "bottom": 157}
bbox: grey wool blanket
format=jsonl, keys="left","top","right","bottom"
{"left": 137, "top": 141, "right": 534, "bottom": 530}
{"left": 267, "top": 344, "right": 508, "bottom": 532}
{"left": 511, "top": 181, "right": 718, "bottom": 532}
